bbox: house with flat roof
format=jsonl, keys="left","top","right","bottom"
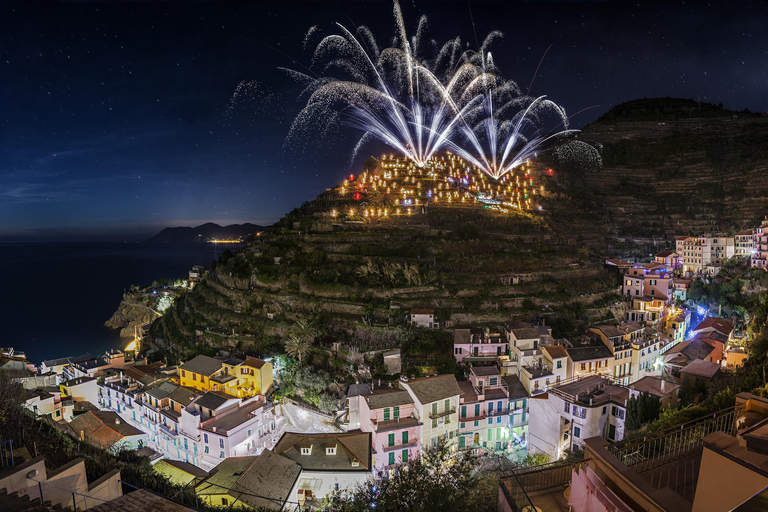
{"left": 457, "top": 366, "right": 510, "bottom": 453}
{"left": 453, "top": 327, "right": 508, "bottom": 364}
{"left": 566, "top": 345, "right": 614, "bottom": 381}
{"left": 630, "top": 376, "right": 680, "bottom": 409}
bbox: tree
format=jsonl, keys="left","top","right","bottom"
{"left": 317, "top": 393, "right": 339, "bottom": 414}
{"left": 290, "top": 319, "right": 319, "bottom": 341}
{"left": 457, "top": 221, "right": 479, "bottom": 240}
{"left": 285, "top": 334, "right": 312, "bottom": 365}
{"left": 626, "top": 392, "right": 662, "bottom": 431}
{"left": 323, "top": 439, "right": 491, "bottom": 512}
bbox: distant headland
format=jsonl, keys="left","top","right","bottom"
{"left": 146, "top": 222, "right": 264, "bottom": 244}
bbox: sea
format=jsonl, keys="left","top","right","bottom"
{"left": 0, "top": 241, "right": 238, "bottom": 365}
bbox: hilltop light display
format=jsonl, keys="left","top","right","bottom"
{"left": 331, "top": 151, "right": 545, "bottom": 219}
{"left": 286, "top": 0, "right": 578, "bottom": 182}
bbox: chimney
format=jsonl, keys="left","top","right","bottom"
{"left": 115, "top": 418, "right": 120, "bottom": 425}
{"left": 661, "top": 379, "right": 665, "bottom": 392}
{"left": 213, "top": 426, "right": 217, "bottom": 432}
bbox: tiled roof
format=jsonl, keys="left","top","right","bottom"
{"left": 86, "top": 489, "right": 197, "bottom": 512}
{"left": 567, "top": 345, "right": 614, "bottom": 362}
{"left": 154, "top": 459, "right": 209, "bottom": 478}
{"left": 453, "top": 329, "right": 472, "bottom": 345}
{"left": 631, "top": 376, "right": 680, "bottom": 397}
{"left": 197, "top": 457, "right": 257, "bottom": 496}
{"left": 656, "top": 251, "right": 675, "bottom": 257}
{"left": 242, "top": 357, "right": 266, "bottom": 369}
{"left": 275, "top": 431, "right": 372, "bottom": 471}
{"left": 590, "top": 325, "right": 626, "bottom": 338}
{"left": 471, "top": 366, "right": 501, "bottom": 376}
{"left": 543, "top": 345, "right": 568, "bottom": 359}
{"left": 194, "top": 391, "right": 237, "bottom": 411}
{"left": 681, "top": 359, "right": 721, "bottom": 379}
{"left": 345, "top": 383, "right": 371, "bottom": 399}
{"left": 146, "top": 382, "right": 178, "bottom": 400}
{"left": 411, "top": 308, "right": 434, "bottom": 315}
{"left": 200, "top": 400, "right": 265, "bottom": 435}
{"left": 179, "top": 355, "right": 222, "bottom": 376}
{"left": 509, "top": 328, "right": 540, "bottom": 340}
{"left": 693, "top": 317, "right": 734, "bottom": 336}
{"left": 364, "top": 389, "right": 413, "bottom": 410}
{"left": 403, "top": 374, "right": 462, "bottom": 404}
{"left": 167, "top": 386, "right": 202, "bottom": 407}
{"left": 458, "top": 381, "right": 478, "bottom": 402}
{"left": 231, "top": 449, "right": 302, "bottom": 511}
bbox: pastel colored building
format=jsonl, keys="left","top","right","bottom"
{"left": 753, "top": 216, "right": 768, "bottom": 269}
{"left": 458, "top": 366, "right": 509, "bottom": 451}
{"left": 410, "top": 308, "right": 438, "bottom": 328}
{"left": 453, "top": 327, "right": 508, "bottom": 364}
{"left": 400, "top": 374, "right": 462, "bottom": 451}
{"left": 179, "top": 355, "right": 273, "bottom": 398}
{"left": 357, "top": 389, "right": 420, "bottom": 471}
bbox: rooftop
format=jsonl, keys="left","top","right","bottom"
{"left": 201, "top": 400, "right": 265, "bottom": 435}
{"left": 510, "top": 327, "right": 540, "bottom": 340}
{"left": 411, "top": 308, "right": 434, "bottom": 315}
{"left": 275, "top": 431, "right": 372, "bottom": 471}
{"left": 194, "top": 391, "right": 237, "bottom": 411}
{"left": 402, "top": 374, "right": 462, "bottom": 404}
{"left": 681, "top": 359, "right": 721, "bottom": 379}
{"left": 470, "top": 365, "right": 501, "bottom": 377}
{"left": 88, "top": 489, "right": 196, "bottom": 512}
{"left": 543, "top": 345, "right": 568, "bottom": 359}
{"left": 552, "top": 375, "right": 629, "bottom": 405}
{"left": 179, "top": 355, "right": 222, "bottom": 376}
{"left": 590, "top": 325, "right": 627, "bottom": 339}
{"left": 567, "top": 344, "right": 614, "bottom": 362}
{"left": 364, "top": 389, "right": 414, "bottom": 410}
{"left": 631, "top": 376, "right": 680, "bottom": 397}
{"left": 693, "top": 317, "right": 734, "bottom": 336}
{"left": 242, "top": 356, "right": 267, "bottom": 369}
{"left": 230, "top": 449, "right": 302, "bottom": 511}
{"left": 154, "top": 459, "right": 209, "bottom": 478}
{"left": 502, "top": 375, "right": 529, "bottom": 400}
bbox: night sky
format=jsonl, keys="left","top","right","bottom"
{"left": 1, "top": 0, "right": 766, "bottom": 240}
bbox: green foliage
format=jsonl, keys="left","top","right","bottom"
{"left": 322, "top": 440, "right": 494, "bottom": 512}
{"left": 317, "top": 393, "right": 339, "bottom": 414}
{"left": 521, "top": 452, "right": 551, "bottom": 466}
{"left": 625, "top": 392, "right": 662, "bottom": 431}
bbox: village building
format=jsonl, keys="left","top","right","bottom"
{"left": 753, "top": 216, "right": 768, "bottom": 269}
{"left": 355, "top": 388, "right": 420, "bottom": 471}
{"left": 409, "top": 308, "right": 438, "bottom": 328}
{"left": 453, "top": 327, "right": 508, "bottom": 364}
{"left": 629, "top": 376, "right": 680, "bottom": 409}
{"left": 528, "top": 376, "right": 630, "bottom": 461}
{"left": 399, "top": 374, "right": 462, "bottom": 451}
{"left": 458, "top": 366, "right": 509, "bottom": 452}
{"left": 275, "top": 432, "right": 373, "bottom": 509}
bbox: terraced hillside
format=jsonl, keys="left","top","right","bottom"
{"left": 563, "top": 98, "right": 768, "bottom": 237}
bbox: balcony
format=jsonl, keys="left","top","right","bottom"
{"left": 382, "top": 439, "right": 420, "bottom": 452}
{"left": 211, "top": 373, "right": 236, "bottom": 384}
{"left": 372, "top": 416, "right": 420, "bottom": 432}
{"left": 429, "top": 407, "right": 456, "bottom": 420}
{"left": 159, "top": 423, "right": 179, "bottom": 438}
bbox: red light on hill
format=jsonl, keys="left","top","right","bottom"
{"left": 349, "top": 174, "right": 355, "bottom": 181}
{"left": 548, "top": 169, "right": 554, "bottom": 175}
{"left": 354, "top": 192, "right": 361, "bottom": 201}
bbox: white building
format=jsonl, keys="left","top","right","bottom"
{"left": 400, "top": 374, "right": 462, "bottom": 450}
{"left": 528, "top": 376, "right": 631, "bottom": 460}
{"left": 410, "top": 308, "right": 438, "bottom": 328}
{"left": 275, "top": 432, "right": 373, "bottom": 508}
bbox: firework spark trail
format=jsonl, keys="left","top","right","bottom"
{"left": 284, "top": 0, "right": 589, "bottom": 179}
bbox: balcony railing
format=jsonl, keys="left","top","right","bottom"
{"left": 428, "top": 408, "right": 456, "bottom": 419}
{"left": 606, "top": 406, "right": 736, "bottom": 473}
{"left": 382, "top": 439, "right": 419, "bottom": 452}
{"left": 159, "top": 423, "right": 179, "bottom": 438}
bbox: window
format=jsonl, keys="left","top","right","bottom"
{"left": 402, "top": 431, "right": 408, "bottom": 444}
{"left": 460, "top": 422, "right": 465, "bottom": 428}
{"left": 474, "top": 404, "right": 480, "bottom": 417}
{"left": 432, "top": 403, "right": 438, "bottom": 416}
{"left": 181, "top": 370, "right": 185, "bottom": 378}
{"left": 581, "top": 363, "right": 586, "bottom": 371}
{"left": 204, "top": 446, "right": 209, "bottom": 454}
{"left": 301, "top": 446, "right": 311, "bottom": 455}
{"left": 497, "top": 416, "right": 502, "bottom": 424}
{"left": 602, "top": 406, "right": 606, "bottom": 414}
{"left": 474, "top": 420, "right": 479, "bottom": 427}
{"left": 394, "top": 406, "right": 400, "bottom": 420}
{"left": 384, "top": 408, "right": 390, "bottom": 421}
{"left": 557, "top": 360, "right": 562, "bottom": 369}
{"left": 445, "top": 415, "right": 450, "bottom": 425}
{"left": 220, "top": 451, "right": 225, "bottom": 459}
{"left": 444, "top": 399, "right": 451, "bottom": 412}
{"left": 335, "top": 483, "right": 339, "bottom": 491}
{"left": 388, "top": 433, "right": 395, "bottom": 447}
{"left": 247, "top": 429, "right": 251, "bottom": 437}
{"left": 461, "top": 406, "right": 467, "bottom": 419}
{"left": 619, "top": 409, "right": 625, "bottom": 420}
{"left": 564, "top": 402, "right": 571, "bottom": 414}
{"left": 402, "top": 449, "right": 409, "bottom": 463}
{"left": 204, "top": 433, "right": 208, "bottom": 443}
{"left": 192, "top": 374, "right": 196, "bottom": 381}
{"left": 432, "top": 419, "right": 438, "bottom": 429}
{"left": 221, "top": 498, "right": 228, "bottom": 506}
{"left": 389, "top": 452, "right": 395, "bottom": 466}
{"left": 488, "top": 418, "right": 493, "bottom": 425}
{"left": 574, "top": 426, "right": 581, "bottom": 439}
{"left": 490, "top": 377, "right": 498, "bottom": 386}
{"left": 219, "top": 438, "right": 224, "bottom": 449}
{"left": 455, "top": 348, "right": 462, "bottom": 355}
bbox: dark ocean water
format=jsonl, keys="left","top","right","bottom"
{"left": 0, "top": 241, "right": 237, "bottom": 365}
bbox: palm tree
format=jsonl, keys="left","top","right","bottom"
{"left": 285, "top": 334, "right": 312, "bottom": 365}
{"left": 290, "top": 319, "right": 319, "bottom": 341}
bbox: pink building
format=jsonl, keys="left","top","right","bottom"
{"left": 453, "top": 328, "right": 508, "bottom": 364}
{"left": 357, "top": 389, "right": 420, "bottom": 472}
{"left": 622, "top": 270, "right": 673, "bottom": 302}
{"left": 753, "top": 216, "right": 768, "bottom": 270}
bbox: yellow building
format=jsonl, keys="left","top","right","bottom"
{"left": 154, "top": 459, "right": 209, "bottom": 486}
{"left": 179, "top": 355, "right": 273, "bottom": 398}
